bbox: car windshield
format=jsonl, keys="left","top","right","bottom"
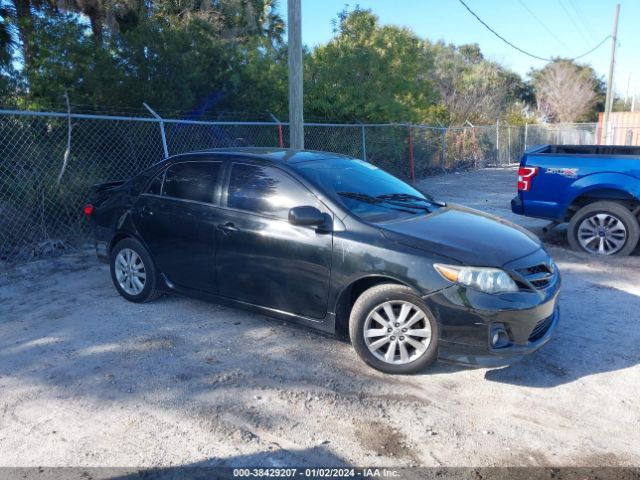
{"left": 294, "top": 158, "right": 436, "bottom": 221}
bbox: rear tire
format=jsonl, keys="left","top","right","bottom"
{"left": 110, "top": 238, "right": 160, "bottom": 302}
{"left": 349, "top": 284, "right": 439, "bottom": 374}
{"left": 568, "top": 201, "right": 639, "bottom": 256}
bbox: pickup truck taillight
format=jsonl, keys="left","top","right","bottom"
{"left": 517, "top": 167, "right": 538, "bottom": 191}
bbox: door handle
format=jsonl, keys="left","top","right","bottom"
{"left": 217, "top": 222, "right": 239, "bottom": 234}
{"left": 139, "top": 206, "right": 154, "bottom": 217}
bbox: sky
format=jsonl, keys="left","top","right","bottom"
{"left": 283, "top": 0, "right": 639, "bottom": 98}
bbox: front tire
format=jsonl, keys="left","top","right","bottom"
{"left": 568, "top": 201, "right": 639, "bottom": 256}
{"left": 110, "top": 238, "right": 160, "bottom": 302}
{"left": 349, "top": 284, "right": 439, "bottom": 374}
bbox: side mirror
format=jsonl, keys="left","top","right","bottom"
{"left": 288, "top": 206, "right": 325, "bottom": 227}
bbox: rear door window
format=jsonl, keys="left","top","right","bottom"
{"left": 227, "top": 163, "right": 318, "bottom": 219}
{"left": 162, "top": 161, "right": 221, "bottom": 204}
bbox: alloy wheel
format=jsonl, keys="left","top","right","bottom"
{"left": 577, "top": 213, "right": 627, "bottom": 255}
{"left": 363, "top": 300, "right": 432, "bottom": 365}
{"left": 115, "top": 248, "right": 147, "bottom": 295}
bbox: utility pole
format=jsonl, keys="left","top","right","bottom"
{"left": 630, "top": 75, "right": 637, "bottom": 112}
{"left": 625, "top": 73, "right": 631, "bottom": 107}
{"left": 603, "top": 3, "right": 620, "bottom": 145}
{"left": 288, "top": 0, "right": 304, "bottom": 149}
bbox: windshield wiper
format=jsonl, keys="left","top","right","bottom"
{"left": 373, "top": 193, "right": 432, "bottom": 212}
{"left": 337, "top": 191, "right": 421, "bottom": 214}
{"left": 377, "top": 193, "right": 446, "bottom": 207}
{"left": 338, "top": 191, "right": 380, "bottom": 204}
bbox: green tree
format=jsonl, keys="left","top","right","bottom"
{"left": 2, "top": 1, "right": 538, "bottom": 128}
{"left": 17, "top": 5, "right": 287, "bottom": 115}
{"left": 214, "top": 0, "right": 284, "bottom": 46}
{"left": 426, "top": 41, "right": 529, "bottom": 125}
{"left": 305, "top": 7, "right": 439, "bottom": 123}
{"left": 17, "top": 10, "right": 116, "bottom": 109}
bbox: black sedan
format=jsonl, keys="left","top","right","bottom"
{"left": 86, "top": 148, "right": 560, "bottom": 374}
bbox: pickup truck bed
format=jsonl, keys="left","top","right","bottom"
{"left": 511, "top": 144, "right": 640, "bottom": 256}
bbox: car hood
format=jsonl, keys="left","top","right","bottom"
{"left": 379, "top": 204, "right": 542, "bottom": 267}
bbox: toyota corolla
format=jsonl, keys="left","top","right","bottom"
{"left": 87, "top": 148, "right": 560, "bottom": 374}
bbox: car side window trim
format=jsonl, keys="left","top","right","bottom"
{"left": 142, "top": 193, "right": 220, "bottom": 208}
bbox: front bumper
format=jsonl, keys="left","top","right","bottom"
{"left": 424, "top": 248, "right": 561, "bottom": 367}
{"left": 437, "top": 306, "right": 559, "bottom": 367}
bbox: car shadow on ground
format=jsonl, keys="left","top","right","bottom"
{"left": 0, "top": 259, "right": 433, "bottom": 415}
{"left": 108, "top": 447, "right": 349, "bottom": 479}
{"left": 485, "top": 282, "right": 640, "bottom": 387}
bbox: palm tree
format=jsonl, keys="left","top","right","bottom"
{"left": 9, "top": 0, "right": 33, "bottom": 62}
{"left": 6, "top": 0, "right": 105, "bottom": 66}
{"left": 258, "top": 0, "right": 284, "bottom": 46}
{"left": 73, "top": 0, "right": 104, "bottom": 40}
{"left": 0, "top": 6, "right": 16, "bottom": 65}
{"left": 214, "top": 0, "right": 284, "bottom": 46}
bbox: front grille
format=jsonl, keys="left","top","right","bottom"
{"left": 528, "top": 315, "right": 553, "bottom": 342}
{"left": 517, "top": 263, "right": 555, "bottom": 290}
{"left": 525, "top": 264, "right": 550, "bottom": 275}
{"left": 531, "top": 278, "right": 550, "bottom": 289}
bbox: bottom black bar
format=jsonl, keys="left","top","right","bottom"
{"left": 0, "top": 467, "right": 639, "bottom": 480}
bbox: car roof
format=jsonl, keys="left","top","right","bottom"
{"left": 166, "top": 147, "right": 355, "bottom": 165}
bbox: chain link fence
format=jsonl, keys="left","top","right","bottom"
{"left": 0, "top": 108, "right": 626, "bottom": 262}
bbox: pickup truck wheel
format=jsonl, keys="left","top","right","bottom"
{"left": 568, "top": 201, "right": 640, "bottom": 256}
{"left": 110, "top": 238, "right": 160, "bottom": 302}
{"left": 349, "top": 284, "right": 439, "bottom": 374}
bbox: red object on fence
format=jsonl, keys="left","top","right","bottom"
{"left": 277, "top": 124, "right": 284, "bottom": 148}
{"left": 83, "top": 203, "right": 94, "bottom": 217}
{"left": 408, "top": 127, "right": 416, "bottom": 183}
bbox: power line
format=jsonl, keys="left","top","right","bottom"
{"left": 571, "top": 35, "right": 612, "bottom": 61}
{"left": 517, "top": 0, "right": 572, "bottom": 52}
{"left": 457, "top": 0, "right": 610, "bottom": 62}
{"left": 568, "top": 0, "right": 598, "bottom": 43}
{"left": 559, "top": 0, "right": 592, "bottom": 45}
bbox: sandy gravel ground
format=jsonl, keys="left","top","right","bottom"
{"left": 0, "top": 168, "right": 639, "bottom": 468}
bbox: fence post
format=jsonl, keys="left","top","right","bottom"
{"left": 361, "top": 124, "right": 367, "bottom": 161}
{"left": 440, "top": 128, "right": 447, "bottom": 173}
{"left": 464, "top": 121, "right": 477, "bottom": 170}
{"left": 472, "top": 127, "right": 478, "bottom": 170}
{"left": 524, "top": 123, "right": 528, "bottom": 151}
{"left": 495, "top": 119, "right": 500, "bottom": 164}
{"left": 143, "top": 102, "right": 169, "bottom": 159}
{"left": 407, "top": 125, "right": 415, "bottom": 183}
{"left": 507, "top": 124, "right": 511, "bottom": 165}
{"left": 268, "top": 112, "right": 284, "bottom": 148}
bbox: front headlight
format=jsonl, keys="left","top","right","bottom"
{"left": 434, "top": 264, "right": 519, "bottom": 294}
